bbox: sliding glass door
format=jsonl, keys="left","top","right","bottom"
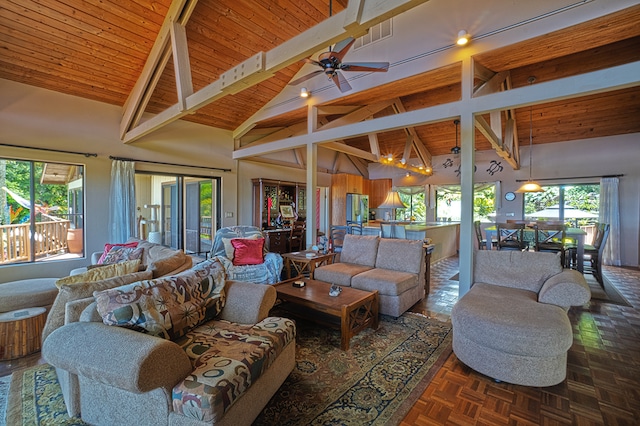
{"left": 136, "top": 173, "right": 220, "bottom": 255}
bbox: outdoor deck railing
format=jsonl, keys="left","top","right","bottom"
{"left": 0, "top": 220, "right": 71, "bottom": 264}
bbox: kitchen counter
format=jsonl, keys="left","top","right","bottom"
{"left": 361, "top": 221, "right": 459, "bottom": 262}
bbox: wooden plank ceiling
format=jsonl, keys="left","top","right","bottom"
{"left": 1, "top": 1, "right": 639, "bottom": 172}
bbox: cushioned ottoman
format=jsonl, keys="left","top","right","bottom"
{"left": 0, "top": 278, "right": 59, "bottom": 313}
{"left": 452, "top": 283, "right": 573, "bottom": 387}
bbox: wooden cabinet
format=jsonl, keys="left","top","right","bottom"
{"left": 253, "top": 178, "right": 306, "bottom": 229}
{"left": 368, "top": 178, "right": 392, "bottom": 208}
{"left": 330, "top": 173, "right": 364, "bottom": 225}
{"left": 331, "top": 174, "right": 392, "bottom": 225}
{"left": 264, "top": 229, "right": 289, "bottom": 254}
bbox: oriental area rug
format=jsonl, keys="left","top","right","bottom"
{"left": 6, "top": 313, "right": 452, "bottom": 426}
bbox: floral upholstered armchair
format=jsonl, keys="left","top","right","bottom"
{"left": 210, "top": 225, "right": 283, "bottom": 284}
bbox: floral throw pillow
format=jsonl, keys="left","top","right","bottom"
{"left": 97, "top": 241, "right": 139, "bottom": 264}
{"left": 101, "top": 246, "right": 144, "bottom": 265}
{"left": 94, "top": 259, "right": 226, "bottom": 340}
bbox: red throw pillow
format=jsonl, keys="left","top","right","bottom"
{"left": 97, "top": 242, "right": 139, "bottom": 264}
{"left": 231, "top": 238, "right": 265, "bottom": 266}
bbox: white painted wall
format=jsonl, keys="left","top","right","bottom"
{"left": 0, "top": 80, "right": 237, "bottom": 281}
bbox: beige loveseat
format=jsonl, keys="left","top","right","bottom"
{"left": 70, "top": 237, "right": 192, "bottom": 278}
{"left": 451, "top": 250, "right": 590, "bottom": 387}
{"left": 43, "top": 259, "right": 296, "bottom": 426}
{"left": 313, "top": 234, "right": 425, "bottom": 317}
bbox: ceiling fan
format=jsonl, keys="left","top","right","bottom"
{"left": 289, "top": 37, "right": 389, "bottom": 93}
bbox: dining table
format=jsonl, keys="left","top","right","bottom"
{"left": 484, "top": 225, "right": 587, "bottom": 273}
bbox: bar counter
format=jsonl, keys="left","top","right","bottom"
{"left": 362, "top": 221, "right": 459, "bottom": 262}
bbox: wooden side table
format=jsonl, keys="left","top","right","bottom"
{"left": 282, "top": 251, "right": 337, "bottom": 279}
{"left": 0, "top": 307, "right": 47, "bottom": 360}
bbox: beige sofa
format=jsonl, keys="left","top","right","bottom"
{"left": 70, "top": 237, "right": 192, "bottom": 278}
{"left": 313, "top": 234, "right": 425, "bottom": 317}
{"left": 451, "top": 250, "right": 590, "bottom": 387}
{"left": 43, "top": 259, "right": 296, "bottom": 426}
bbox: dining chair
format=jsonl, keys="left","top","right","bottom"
{"left": 392, "top": 224, "right": 406, "bottom": 239}
{"left": 380, "top": 223, "right": 393, "bottom": 238}
{"left": 587, "top": 223, "right": 610, "bottom": 285}
{"left": 565, "top": 222, "right": 602, "bottom": 268}
{"left": 346, "top": 221, "right": 363, "bottom": 235}
{"left": 330, "top": 225, "right": 348, "bottom": 253}
{"left": 288, "top": 221, "right": 306, "bottom": 252}
{"left": 534, "top": 222, "right": 566, "bottom": 266}
{"left": 474, "top": 221, "right": 489, "bottom": 249}
{"left": 568, "top": 223, "right": 609, "bottom": 285}
{"left": 496, "top": 222, "right": 528, "bottom": 251}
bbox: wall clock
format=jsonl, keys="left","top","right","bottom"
{"left": 504, "top": 191, "right": 516, "bottom": 201}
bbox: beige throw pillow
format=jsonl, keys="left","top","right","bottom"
{"left": 55, "top": 259, "right": 141, "bottom": 289}
{"left": 42, "top": 270, "right": 153, "bottom": 343}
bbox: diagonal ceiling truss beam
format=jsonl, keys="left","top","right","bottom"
{"left": 121, "top": 0, "right": 430, "bottom": 143}
{"left": 391, "top": 98, "right": 432, "bottom": 169}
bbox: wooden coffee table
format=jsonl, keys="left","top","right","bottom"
{"left": 273, "top": 277, "right": 379, "bottom": 350}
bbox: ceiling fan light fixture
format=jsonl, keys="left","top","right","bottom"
{"left": 456, "top": 30, "right": 470, "bottom": 46}
{"left": 300, "top": 87, "right": 310, "bottom": 98}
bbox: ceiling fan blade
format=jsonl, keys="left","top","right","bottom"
{"left": 289, "top": 70, "right": 323, "bottom": 86}
{"left": 331, "top": 71, "right": 352, "bottom": 93}
{"left": 332, "top": 37, "right": 356, "bottom": 61}
{"left": 340, "top": 62, "right": 390, "bottom": 72}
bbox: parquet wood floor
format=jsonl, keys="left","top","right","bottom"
{"left": 1, "top": 259, "right": 638, "bottom": 426}
{"left": 405, "top": 260, "right": 640, "bottom": 426}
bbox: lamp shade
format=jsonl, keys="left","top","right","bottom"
{"left": 515, "top": 181, "right": 544, "bottom": 193}
{"left": 378, "top": 191, "right": 407, "bottom": 209}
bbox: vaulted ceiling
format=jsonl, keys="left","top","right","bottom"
{"left": 1, "top": 1, "right": 639, "bottom": 175}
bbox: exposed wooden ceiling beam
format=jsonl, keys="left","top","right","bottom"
{"left": 317, "top": 99, "right": 396, "bottom": 130}
{"left": 123, "top": 0, "right": 431, "bottom": 143}
{"left": 243, "top": 157, "right": 329, "bottom": 174}
{"left": 348, "top": 155, "right": 370, "bottom": 178}
{"left": 316, "top": 106, "right": 362, "bottom": 115}
{"left": 294, "top": 148, "right": 305, "bottom": 167}
{"left": 321, "top": 141, "right": 378, "bottom": 162}
{"left": 402, "top": 134, "right": 413, "bottom": 164}
{"left": 233, "top": 61, "right": 640, "bottom": 159}
{"left": 392, "top": 98, "right": 432, "bottom": 167}
{"left": 120, "top": 0, "right": 198, "bottom": 140}
{"left": 475, "top": 115, "right": 518, "bottom": 169}
{"left": 368, "top": 133, "right": 381, "bottom": 160}
{"left": 248, "top": 123, "right": 308, "bottom": 145}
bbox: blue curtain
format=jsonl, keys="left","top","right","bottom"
{"left": 109, "top": 160, "right": 136, "bottom": 243}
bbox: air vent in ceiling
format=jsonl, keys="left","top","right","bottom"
{"left": 354, "top": 19, "right": 392, "bottom": 50}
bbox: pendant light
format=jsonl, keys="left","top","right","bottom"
{"left": 516, "top": 77, "right": 543, "bottom": 193}
{"left": 451, "top": 119, "right": 460, "bottom": 154}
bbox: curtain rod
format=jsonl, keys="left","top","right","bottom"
{"left": 516, "top": 174, "right": 623, "bottom": 182}
{"left": 109, "top": 156, "right": 231, "bottom": 173}
{"left": 0, "top": 143, "right": 97, "bottom": 157}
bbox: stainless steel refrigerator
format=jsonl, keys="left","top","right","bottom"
{"left": 346, "top": 193, "right": 369, "bottom": 224}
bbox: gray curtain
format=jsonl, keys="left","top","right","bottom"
{"left": 599, "top": 177, "right": 621, "bottom": 266}
{"left": 109, "top": 160, "right": 136, "bottom": 243}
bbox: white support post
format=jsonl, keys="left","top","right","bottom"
{"left": 306, "top": 142, "right": 318, "bottom": 250}
{"left": 458, "top": 57, "right": 475, "bottom": 297}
